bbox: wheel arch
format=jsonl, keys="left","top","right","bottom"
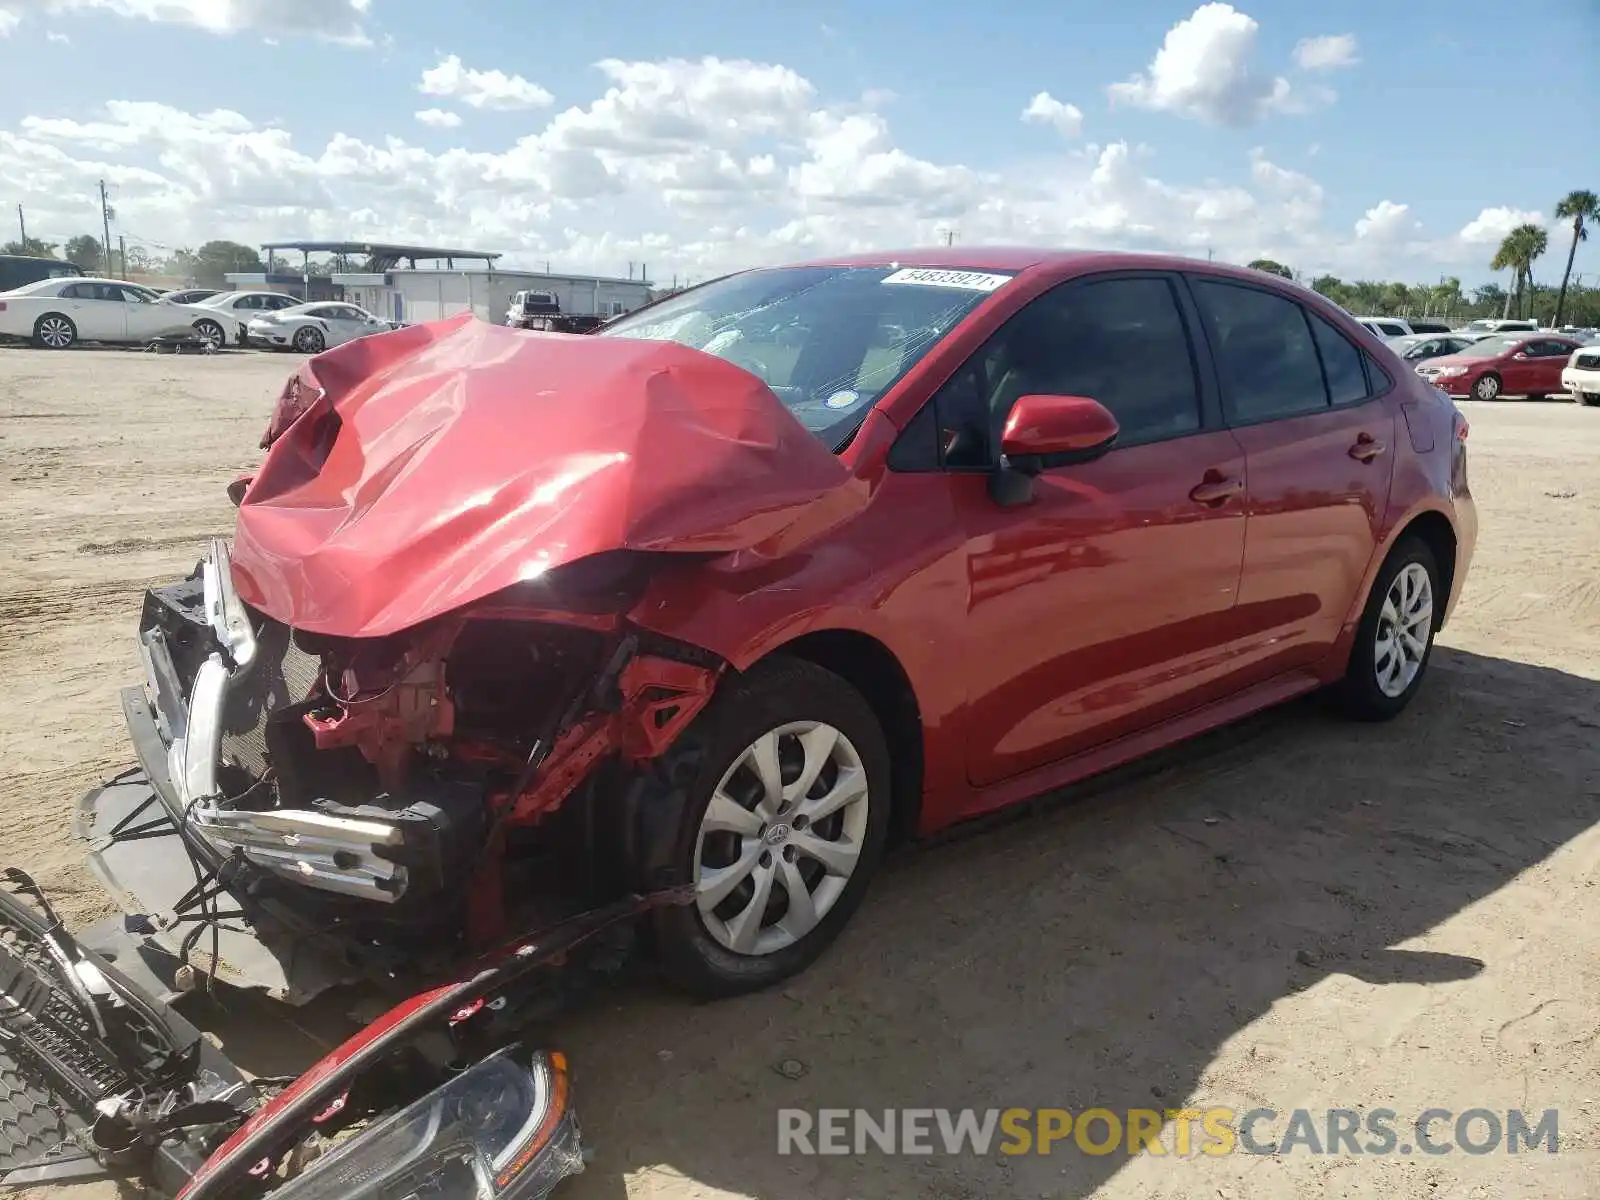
{"left": 756, "top": 628, "right": 925, "bottom": 847}
{"left": 1398, "top": 509, "right": 1458, "bottom": 621}
{"left": 1331, "top": 501, "right": 1462, "bottom": 680}
{"left": 607, "top": 624, "right": 927, "bottom": 897}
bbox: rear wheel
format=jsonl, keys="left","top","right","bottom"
{"left": 1471, "top": 373, "right": 1501, "bottom": 401}
{"left": 192, "top": 319, "right": 225, "bottom": 348}
{"left": 31, "top": 314, "right": 76, "bottom": 350}
{"left": 292, "top": 325, "right": 325, "bottom": 353}
{"left": 651, "top": 658, "right": 891, "bottom": 998}
{"left": 1338, "top": 536, "right": 1441, "bottom": 721}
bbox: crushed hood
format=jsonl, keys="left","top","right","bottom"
{"left": 231, "top": 314, "right": 853, "bottom": 638}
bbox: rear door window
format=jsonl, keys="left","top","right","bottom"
{"left": 1191, "top": 278, "right": 1329, "bottom": 422}
{"left": 1307, "top": 312, "right": 1372, "bottom": 405}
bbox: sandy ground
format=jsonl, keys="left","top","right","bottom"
{"left": 2, "top": 345, "right": 1598, "bottom": 1200}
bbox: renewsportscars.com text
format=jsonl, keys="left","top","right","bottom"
{"left": 777, "top": 1107, "right": 1560, "bottom": 1157}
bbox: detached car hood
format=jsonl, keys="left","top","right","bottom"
{"left": 231, "top": 314, "right": 852, "bottom": 638}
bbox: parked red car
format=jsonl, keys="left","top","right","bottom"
{"left": 1414, "top": 332, "right": 1585, "bottom": 400}
{"left": 3, "top": 248, "right": 1478, "bottom": 1200}
{"left": 64, "top": 247, "right": 1479, "bottom": 1012}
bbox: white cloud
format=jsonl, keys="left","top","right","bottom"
{"left": 0, "top": 8, "right": 19, "bottom": 35}
{"left": 419, "top": 55, "right": 553, "bottom": 110}
{"left": 1107, "top": 3, "right": 1295, "bottom": 126}
{"left": 415, "top": 108, "right": 462, "bottom": 129}
{"left": 1021, "top": 92, "right": 1084, "bottom": 138}
{"left": 37, "top": 0, "right": 372, "bottom": 42}
{"left": 47, "top": 28, "right": 69, "bottom": 41}
{"left": 1355, "top": 200, "right": 1419, "bottom": 242}
{"left": 1293, "top": 34, "right": 1358, "bottom": 71}
{"left": 1458, "top": 206, "right": 1544, "bottom": 244}
{"left": 0, "top": 55, "right": 1540, "bottom": 284}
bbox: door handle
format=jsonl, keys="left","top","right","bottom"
{"left": 1189, "top": 476, "right": 1243, "bottom": 506}
{"left": 1349, "top": 433, "right": 1386, "bottom": 462}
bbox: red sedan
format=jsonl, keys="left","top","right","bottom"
{"left": 93, "top": 248, "right": 1477, "bottom": 1011}
{"left": 1414, "top": 332, "right": 1586, "bottom": 400}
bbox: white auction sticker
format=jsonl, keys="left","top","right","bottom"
{"left": 881, "top": 268, "right": 1013, "bottom": 292}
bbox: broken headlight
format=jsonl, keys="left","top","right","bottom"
{"left": 270, "top": 1049, "right": 583, "bottom": 1199}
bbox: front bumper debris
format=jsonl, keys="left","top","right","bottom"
{"left": 0, "top": 869, "right": 254, "bottom": 1196}
{"left": 2, "top": 868, "right": 668, "bottom": 1199}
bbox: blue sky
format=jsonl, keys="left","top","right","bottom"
{"left": 0, "top": 0, "right": 1595, "bottom": 286}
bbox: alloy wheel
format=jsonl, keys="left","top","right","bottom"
{"left": 38, "top": 317, "right": 73, "bottom": 349}
{"left": 1473, "top": 375, "right": 1500, "bottom": 400}
{"left": 693, "top": 721, "right": 871, "bottom": 956}
{"left": 1374, "top": 562, "right": 1433, "bottom": 698}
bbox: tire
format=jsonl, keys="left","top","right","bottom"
{"left": 292, "top": 325, "right": 325, "bottom": 354}
{"left": 31, "top": 313, "right": 76, "bottom": 350}
{"left": 192, "top": 319, "right": 225, "bottom": 348}
{"left": 1581, "top": 393, "right": 1600, "bottom": 408}
{"left": 1471, "top": 373, "right": 1501, "bottom": 401}
{"left": 650, "top": 657, "right": 891, "bottom": 999}
{"left": 1337, "top": 536, "right": 1442, "bottom": 721}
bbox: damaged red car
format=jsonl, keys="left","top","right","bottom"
{"left": 3, "top": 248, "right": 1476, "bottom": 1197}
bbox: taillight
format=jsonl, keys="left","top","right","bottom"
{"left": 1454, "top": 412, "right": 1469, "bottom": 440}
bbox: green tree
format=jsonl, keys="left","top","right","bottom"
{"left": 1247, "top": 258, "right": 1294, "bottom": 279}
{"left": 173, "top": 240, "right": 265, "bottom": 286}
{"left": 0, "top": 237, "right": 58, "bottom": 257}
{"left": 1491, "top": 224, "right": 1549, "bottom": 319}
{"left": 1552, "top": 189, "right": 1598, "bottom": 327}
{"left": 62, "top": 234, "right": 105, "bottom": 273}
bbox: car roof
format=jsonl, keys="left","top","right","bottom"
{"left": 779, "top": 247, "right": 1353, "bottom": 304}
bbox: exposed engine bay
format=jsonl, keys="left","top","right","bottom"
{"left": 90, "top": 537, "right": 721, "bottom": 1002}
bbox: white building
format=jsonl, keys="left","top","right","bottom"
{"left": 334, "top": 268, "right": 653, "bottom": 325}
{"left": 224, "top": 242, "right": 654, "bottom": 325}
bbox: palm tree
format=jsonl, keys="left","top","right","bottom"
{"left": 1552, "top": 190, "right": 1598, "bottom": 327}
{"left": 1491, "top": 224, "right": 1549, "bottom": 320}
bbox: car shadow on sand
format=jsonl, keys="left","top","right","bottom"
{"left": 195, "top": 645, "right": 1598, "bottom": 1200}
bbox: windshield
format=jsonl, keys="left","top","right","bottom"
{"left": 598, "top": 265, "right": 1013, "bottom": 445}
{"left": 1457, "top": 336, "right": 1522, "bottom": 358}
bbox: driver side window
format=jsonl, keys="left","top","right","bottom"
{"left": 926, "top": 275, "right": 1203, "bottom": 468}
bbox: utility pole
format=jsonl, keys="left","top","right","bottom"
{"left": 16, "top": 204, "right": 24, "bottom": 248}
{"left": 118, "top": 235, "right": 127, "bottom": 279}
{"left": 99, "top": 179, "right": 113, "bottom": 275}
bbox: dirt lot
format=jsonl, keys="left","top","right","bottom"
{"left": 2, "top": 346, "right": 1598, "bottom": 1199}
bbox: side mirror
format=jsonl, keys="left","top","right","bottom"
{"left": 1512, "top": 352, "right": 1528, "bottom": 360}
{"left": 1000, "top": 394, "right": 1120, "bottom": 473}
{"left": 988, "top": 394, "right": 1119, "bottom": 508}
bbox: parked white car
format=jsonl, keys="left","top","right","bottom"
{"left": 1562, "top": 345, "right": 1600, "bottom": 407}
{"left": 246, "top": 302, "right": 397, "bottom": 353}
{"left": 187, "top": 290, "right": 307, "bottom": 345}
{"left": 0, "top": 277, "right": 223, "bottom": 349}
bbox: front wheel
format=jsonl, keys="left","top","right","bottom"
{"left": 293, "top": 325, "right": 325, "bottom": 354}
{"left": 1472, "top": 373, "right": 1502, "bottom": 401}
{"left": 1338, "top": 536, "right": 1441, "bottom": 721}
{"left": 651, "top": 658, "right": 891, "bottom": 999}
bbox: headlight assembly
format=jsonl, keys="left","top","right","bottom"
{"left": 270, "top": 1048, "right": 583, "bottom": 1200}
